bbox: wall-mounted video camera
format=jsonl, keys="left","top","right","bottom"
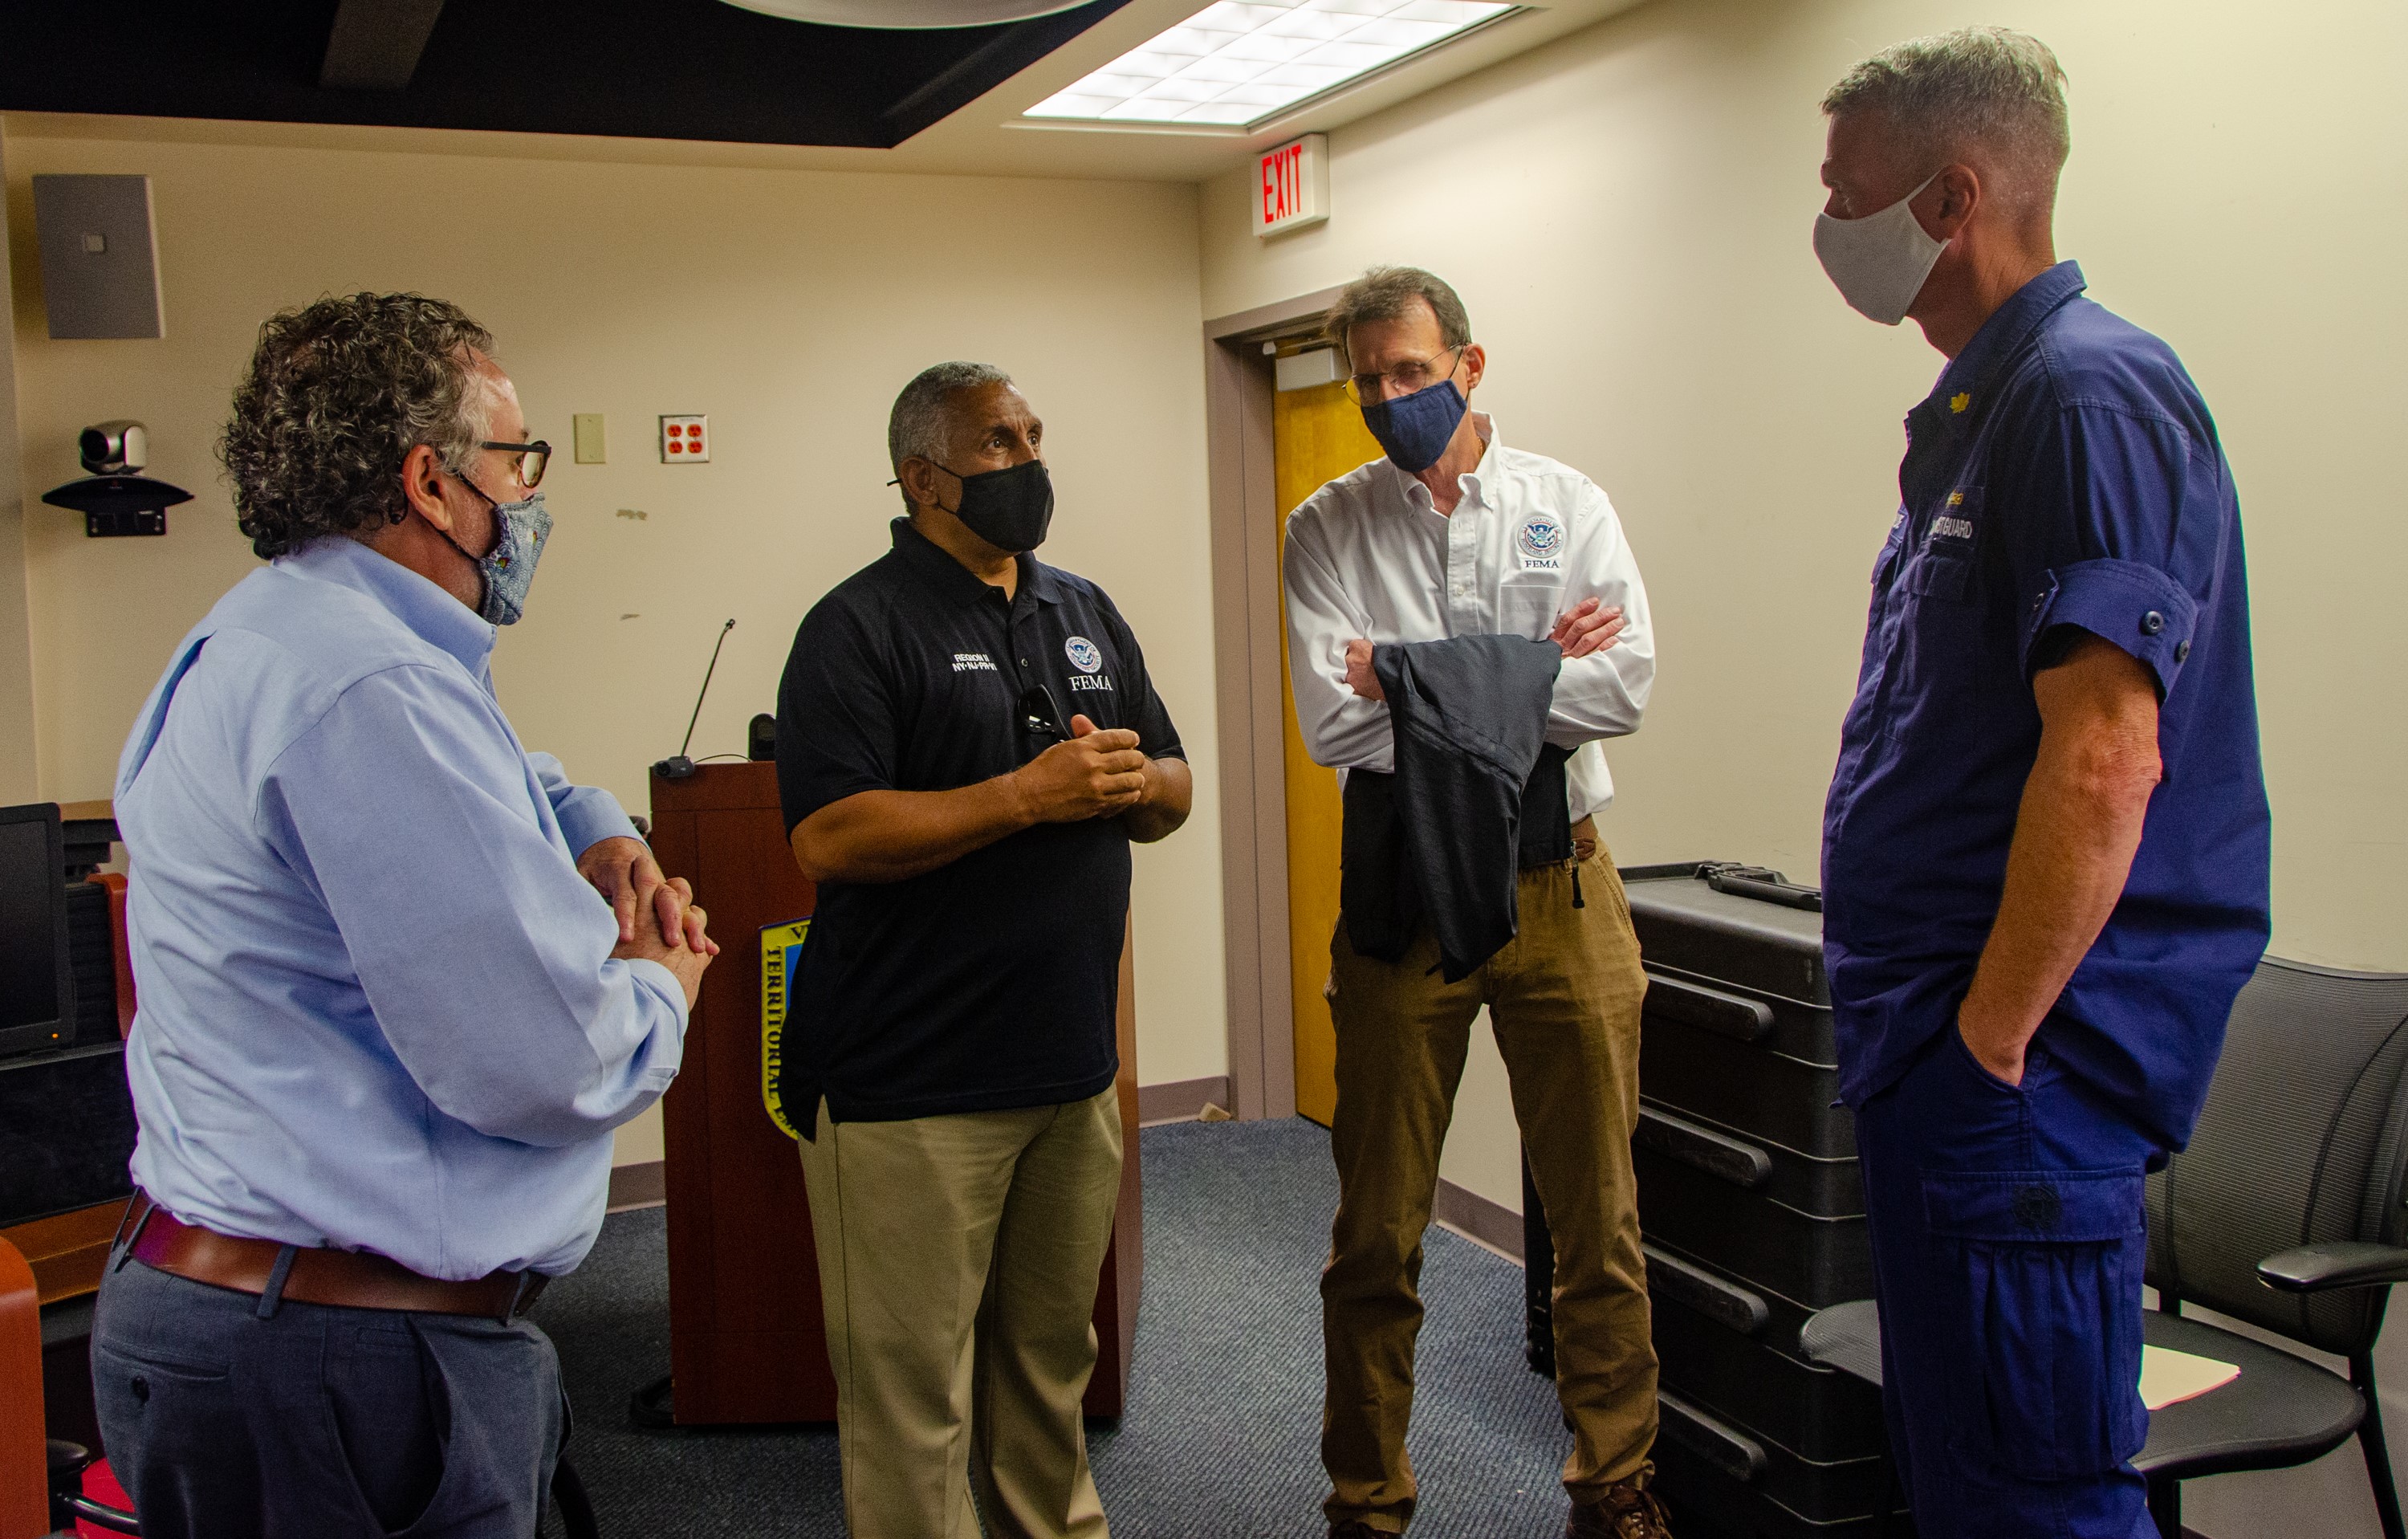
{"left": 42, "top": 418, "right": 190, "bottom": 538}
{"left": 78, "top": 420, "right": 149, "bottom": 476}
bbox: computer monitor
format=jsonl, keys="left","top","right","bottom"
{"left": 0, "top": 802, "right": 75, "bottom": 1059}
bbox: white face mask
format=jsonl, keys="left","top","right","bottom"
{"left": 1812, "top": 171, "right": 1947, "bottom": 326}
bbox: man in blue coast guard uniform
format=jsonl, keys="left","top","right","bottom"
{"left": 1812, "top": 29, "right": 2270, "bottom": 1539}
{"left": 95, "top": 293, "right": 716, "bottom": 1537}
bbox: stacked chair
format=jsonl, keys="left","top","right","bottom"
{"left": 1527, "top": 861, "right": 1906, "bottom": 1536}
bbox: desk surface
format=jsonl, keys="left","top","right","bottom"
{"left": 0, "top": 1201, "right": 124, "bottom": 1306}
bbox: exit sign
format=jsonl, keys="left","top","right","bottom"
{"left": 1254, "top": 134, "right": 1328, "bottom": 238}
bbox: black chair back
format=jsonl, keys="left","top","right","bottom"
{"left": 2146, "top": 958, "right": 2408, "bottom": 1357}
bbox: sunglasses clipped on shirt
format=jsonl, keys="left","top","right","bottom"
{"left": 1019, "top": 684, "right": 1071, "bottom": 743}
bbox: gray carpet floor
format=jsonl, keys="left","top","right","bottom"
{"left": 537, "top": 1116, "right": 1572, "bottom": 1537}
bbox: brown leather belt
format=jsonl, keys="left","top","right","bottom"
{"left": 118, "top": 1191, "right": 547, "bottom": 1321}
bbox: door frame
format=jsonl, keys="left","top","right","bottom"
{"left": 1202, "top": 284, "right": 1349, "bottom": 1122}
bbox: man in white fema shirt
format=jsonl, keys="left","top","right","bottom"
{"left": 1283, "top": 267, "right": 1667, "bottom": 1539}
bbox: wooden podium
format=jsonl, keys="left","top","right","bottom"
{"left": 645, "top": 762, "right": 1142, "bottom": 1423}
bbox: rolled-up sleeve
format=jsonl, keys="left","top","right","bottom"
{"left": 2013, "top": 403, "right": 2207, "bottom": 699}
{"left": 258, "top": 666, "right": 687, "bottom": 1147}
{"left": 1283, "top": 511, "right": 1394, "bottom": 773}
{"left": 1544, "top": 481, "right": 1655, "bottom": 749}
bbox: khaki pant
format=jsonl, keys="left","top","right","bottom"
{"left": 799, "top": 1087, "right": 1123, "bottom": 1539}
{"left": 1322, "top": 849, "right": 1657, "bottom": 1532}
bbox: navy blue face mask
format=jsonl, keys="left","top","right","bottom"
{"left": 1359, "top": 378, "right": 1467, "bottom": 474}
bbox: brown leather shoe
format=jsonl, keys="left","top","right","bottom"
{"left": 1328, "top": 1525, "right": 1390, "bottom": 1539}
{"left": 1566, "top": 1472, "right": 1673, "bottom": 1539}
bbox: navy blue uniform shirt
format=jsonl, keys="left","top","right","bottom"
{"left": 776, "top": 517, "right": 1182, "bottom": 1129}
{"left": 1821, "top": 262, "right": 2270, "bottom": 1149}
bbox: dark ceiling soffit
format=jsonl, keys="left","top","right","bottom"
{"left": 320, "top": 0, "right": 449, "bottom": 91}
{"left": 0, "top": 0, "right": 1129, "bottom": 152}
{"left": 879, "top": 0, "right": 1132, "bottom": 145}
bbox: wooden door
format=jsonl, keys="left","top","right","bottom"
{"left": 1273, "top": 372, "right": 1382, "bottom": 1127}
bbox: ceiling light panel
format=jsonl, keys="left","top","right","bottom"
{"left": 1025, "top": 1, "right": 1515, "bottom": 128}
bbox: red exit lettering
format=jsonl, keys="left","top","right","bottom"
{"left": 1255, "top": 137, "right": 1323, "bottom": 235}
{"left": 1261, "top": 142, "right": 1302, "bottom": 226}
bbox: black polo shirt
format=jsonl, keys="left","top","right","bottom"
{"left": 775, "top": 517, "right": 1183, "bottom": 1128}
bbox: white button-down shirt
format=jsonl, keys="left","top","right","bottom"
{"left": 1282, "top": 414, "right": 1654, "bottom": 822}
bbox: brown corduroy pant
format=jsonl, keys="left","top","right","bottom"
{"left": 1320, "top": 846, "right": 1658, "bottom": 1533}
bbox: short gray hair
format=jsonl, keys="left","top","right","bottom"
{"left": 1822, "top": 27, "right": 2070, "bottom": 217}
{"left": 1323, "top": 266, "right": 1471, "bottom": 361}
{"left": 888, "top": 361, "right": 1013, "bottom": 510}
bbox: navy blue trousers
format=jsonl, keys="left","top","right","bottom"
{"left": 1855, "top": 1025, "right": 2162, "bottom": 1539}
{"left": 92, "top": 1256, "right": 565, "bottom": 1539}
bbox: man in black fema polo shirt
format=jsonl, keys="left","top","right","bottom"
{"left": 775, "top": 361, "right": 1190, "bottom": 1539}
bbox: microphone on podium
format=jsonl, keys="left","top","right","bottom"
{"left": 653, "top": 618, "right": 737, "bottom": 781}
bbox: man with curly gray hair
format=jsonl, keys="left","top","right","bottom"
{"left": 91, "top": 291, "right": 718, "bottom": 1537}
{"left": 1812, "top": 30, "right": 2268, "bottom": 1539}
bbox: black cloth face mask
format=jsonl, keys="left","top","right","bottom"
{"left": 935, "top": 458, "right": 1055, "bottom": 553}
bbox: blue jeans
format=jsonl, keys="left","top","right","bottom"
{"left": 1854, "top": 1024, "right": 2162, "bottom": 1539}
{"left": 92, "top": 1256, "right": 565, "bottom": 1538}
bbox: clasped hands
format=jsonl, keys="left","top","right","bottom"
{"left": 578, "top": 835, "right": 719, "bottom": 1004}
{"left": 1011, "top": 714, "right": 1153, "bottom": 824}
{"left": 1343, "top": 596, "right": 1627, "bottom": 702}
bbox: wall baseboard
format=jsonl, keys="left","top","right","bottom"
{"left": 1139, "top": 1075, "right": 1233, "bottom": 1126}
{"left": 607, "top": 1159, "right": 665, "bottom": 1212}
{"left": 1434, "top": 1176, "right": 1523, "bottom": 1263}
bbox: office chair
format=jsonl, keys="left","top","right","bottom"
{"left": 1800, "top": 956, "right": 2408, "bottom": 1539}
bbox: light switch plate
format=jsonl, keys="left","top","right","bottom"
{"left": 572, "top": 413, "right": 606, "bottom": 464}
{"left": 659, "top": 414, "right": 708, "bottom": 464}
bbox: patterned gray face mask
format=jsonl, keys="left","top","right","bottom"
{"left": 441, "top": 476, "right": 552, "bottom": 626}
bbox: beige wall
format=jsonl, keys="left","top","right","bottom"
{"left": 1199, "top": 0, "right": 2407, "bottom": 1529}
{"left": 2, "top": 120, "right": 1231, "bottom": 1167}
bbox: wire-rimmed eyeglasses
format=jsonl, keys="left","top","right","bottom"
{"left": 1342, "top": 344, "right": 1468, "bottom": 406}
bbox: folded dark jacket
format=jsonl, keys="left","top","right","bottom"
{"left": 1340, "top": 634, "right": 1564, "bottom": 983}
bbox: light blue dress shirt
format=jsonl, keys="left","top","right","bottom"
{"left": 114, "top": 538, "right": 686, "bottom": 1279}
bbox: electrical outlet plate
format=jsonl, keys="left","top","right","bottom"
{"left": 573, "top": 413, "right": 606, "bottom": 464}
{"left": 660, "top": 414, "right": 708, "bottom": 463}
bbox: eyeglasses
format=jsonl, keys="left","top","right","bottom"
{"left": 1343, "top": 344, "right": 1468, "bottom": 406}
{"left": 480, "top": 440, "right": 551, "bottom": 489}
{"left": 1019, "top": 684, "right": 1070, "bottom": 743}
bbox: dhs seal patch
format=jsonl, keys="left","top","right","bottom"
{"left": 1515, "top": 516, "right": 1564, "bottom": 565}
{"left": 1064, "top": 635, "right": 1104, "bottom": 674}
